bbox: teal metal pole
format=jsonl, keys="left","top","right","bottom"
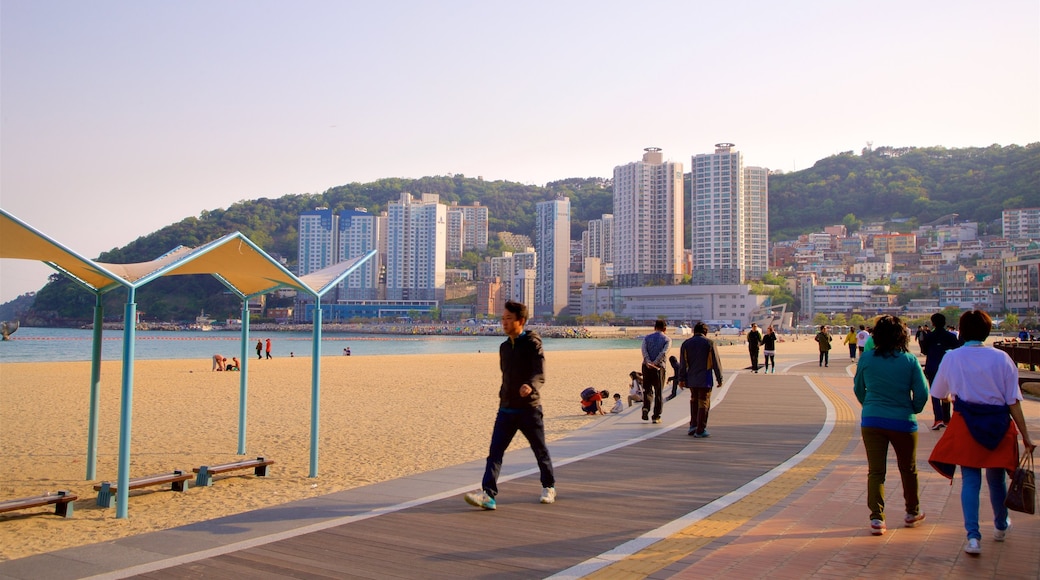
{"left": 115, "top": 288, "right": 137, "bottom": 519}
{"left": 237, "top": 299, "right": 250, "bottom": 454}
{"left": 309, "top": 300, "right": 322, "bottom": 477}
{"left": 86, "top": 294, "right": 103, "bottom": 480}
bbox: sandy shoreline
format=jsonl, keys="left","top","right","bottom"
{"left": 0, "top": 337, "right": 828, "bottom": 561}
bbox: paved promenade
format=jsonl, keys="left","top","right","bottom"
{"left": 1, "top": 357, "right": 1036, "bottom": 579}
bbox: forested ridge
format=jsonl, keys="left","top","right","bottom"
{"left": 22, "top": 143, "right": 1040, "bottom": 323}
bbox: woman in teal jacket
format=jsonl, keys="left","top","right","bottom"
{"left": 853, "top": 315, "right": 930, "bottom": 536}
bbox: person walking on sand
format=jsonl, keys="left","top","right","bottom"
{"left": 678, "top": 322, "right": 723, "bottom": 438}
{"left": 256, "top": 339, "right": 263, "bottom": 360}
{"left": 853, "top": 315, "right": 929, "bottom": 537}
{"left": 464, "top": 300, "right": 556, "bottom": 510}
{"left": 641, "top": 320, "right": 671, "bottom": 424}
{"left": 815, "top": 325, "right": 832, "bottom": 367}
{"left": 265, "top": 338, "right": 273, "bottom": 359}
{"left": 856, "top": 325, "right": 870, "bottom": 357}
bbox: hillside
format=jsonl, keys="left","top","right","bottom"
{"left": 21, "top": 143, "right": 1040, "bottom": 324}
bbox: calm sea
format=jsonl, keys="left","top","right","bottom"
{"left": 0, "top": 327, "right": 638, "bottom": 363}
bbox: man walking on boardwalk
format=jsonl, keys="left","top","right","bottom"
{"left": 746, "top": 322, "right": 763, "bottom": 373}
{"left": 641, "top": 320, "right": 671, "bottom": 424}
{"left": 679, "top": 322, "right": 723, "bottom": 438}
{"left": 920, "top": 312, "right": 962, "bottom": 430}
{"left": 465, "top": 300, "right": 556, "bottom": 510}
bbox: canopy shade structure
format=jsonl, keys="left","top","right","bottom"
{"left": 0, "top": 208, "right": 376, "bottom": 518}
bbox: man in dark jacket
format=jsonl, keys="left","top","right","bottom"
{"left": 465, "top": 300, "right": 556, "bottom": 510}
{"left": 679, "top": 322, "right": 724, "bottom": 438}
{"left": 746, "top": 322, "right": 763, "bottom": 373}
{"left": 920, "top": 312, "right": 963, "bottom": 430}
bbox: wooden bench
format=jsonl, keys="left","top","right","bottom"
{"left": 0, "top": 491, "right": 77, "bottom": 518}
{"left": 93, "top": 470, "right": 193, "bottom": 508}
{"left": 193, "top": 457, "right": 274, "bottom": 487}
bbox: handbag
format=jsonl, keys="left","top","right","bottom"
{"left": 1005, "top": 450, "right": 1036, "bottom": 515}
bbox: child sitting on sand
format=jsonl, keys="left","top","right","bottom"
{"left": 609, "top": 393, "right": 624, "bottom": 414}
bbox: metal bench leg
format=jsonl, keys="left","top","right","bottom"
{"left": 57, "top": 491, "right": 75, "bottom": 518}
{"left": 254, "top": 464, "right": 270, "bottom": 477}
{"left": 96, "top": 483, "right": 113, "bottom": 508}
{"left": 195, "top": 467, "right": 213, "bottom": 487}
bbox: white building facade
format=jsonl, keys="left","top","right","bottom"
{"left": 691, "top": 143, "right": 769, "bottom": 285}
{"left": 612, "top": 148, "right": 684, "bottom": 287}
{"left": 386, "top": 193, "right": 447, "bottom": 302}
{"left": 337, "top": 208, "right": 382, "bottom": 300}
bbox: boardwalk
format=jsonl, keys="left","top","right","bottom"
{"left": 1, "top": 359, "right": 1036, "bottom": 579}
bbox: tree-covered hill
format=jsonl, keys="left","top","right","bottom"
{"left": 769, "top": 143, "right": 1040, "bottom": 239}
{"left": 21, "top": 143, "right": 1039, "bottom": 324}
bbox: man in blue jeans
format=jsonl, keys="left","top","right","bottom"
{"left": 641, "top": 320, "right": 671, "bottom": 424}
{"left": 464, "top": 300, "right": 556, "bottom": 510}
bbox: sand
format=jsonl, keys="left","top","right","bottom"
{"left": 0, "top": 334, "right": 829, "bottom": 562}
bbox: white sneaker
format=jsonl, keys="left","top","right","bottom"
{"left": 964, "top": 538, "right": 981, "bottom": 554}
{"left": 540, "top": 486, "right": 556, "bottom": 504}
{"left": 995, "top": 520, "right": 1012, "bottom": 542}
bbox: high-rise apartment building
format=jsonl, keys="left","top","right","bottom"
{"left": 446, "top": 202, "right": 490, "bottom": 262}
{"left": 337, "top": 208, "right": 381, "bottom": 300}
{"left": 535, "top": 197, "right": 571, "bottom": 318}
{"left": 490, "top": 251, "right": 537, "bottom": 314}
{"left": 612, "top": 148, "right": 684, "bottom": 287}
{"left": 691, "top": 143, "right": 769, "bottom": 285}
{"left": 386, "top": 193, "right": 447, "bottom": 302}
{"left": 582, "top": 213, "right": 614, "bottom": 264}
{"left": 298, "top": 208, "right": 338, "bottom": 276}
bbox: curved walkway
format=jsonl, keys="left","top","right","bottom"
{"left": 0, "top": 359, "right": 1036, "bottom": 579}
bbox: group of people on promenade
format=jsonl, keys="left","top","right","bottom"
{"left": 462, "top": 300, "right": 1035, "bottom": 561}
{"left": 853, "top": 310, "right": 1034, "bottom": 556}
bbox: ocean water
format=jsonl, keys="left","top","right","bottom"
{"left": 0, "top": 327, "right": 638, "bottom": 363}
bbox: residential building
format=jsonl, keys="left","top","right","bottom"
{"left": 446, "top": 201, "right": 490, "bottom": 261}
{"left": 1003, "top": 208, "right": 1040, "bottom": 241}
{"left": 1003, "top": 251, "right": 1040, "bottom": 314}
{"left": 386, "top": 193, "right": 447, "bottom": 302}
{"left": 873, "top": 233, "right": 918, "bottom": 254}
{"left": 535, "top": 197, "right": 571, "bottom": 318}
{"left": 612, "top": 148, "right": 684, "bottom": 287}
{"left": 298, "top": 208, "right": 338, "bottom": 276}
{"left": 582, "top": 213, "right": 614, "bottom": 265}
{"left": 691, "top": 143, "right": 769, "bottom": 284}
{"left": 337, "top": 208, "right": 381, "bottom": 300}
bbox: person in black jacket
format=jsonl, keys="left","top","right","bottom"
{"left": 746, "top": 323, "right": 764, "bottom": 373}
{"left": 920, "top": 312, "right": 963, "bottom": 430}
{"left": 465, "top": 300, "right": 556, "bottom": 510}
{"left": 679, "top": 322, "right": 724, "bottom": 438}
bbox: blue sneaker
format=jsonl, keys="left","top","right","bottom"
{"left": 693, "top": 431, "right": 711, "bottom": 438}
{"left": 464, "top": 491, "right": 496, "bottom": 510}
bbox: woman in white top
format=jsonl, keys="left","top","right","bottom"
{"left": 928, "top": 310, "right": 1035, "bottom": 556}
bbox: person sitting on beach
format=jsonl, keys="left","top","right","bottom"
{"left": 609, "top": 393, "right": 624, "bottom": 414}
{"left": 212, "top": 354, "right": 225, "bottom": 371}
{"left": 581, "top": 389, "right": 610, "bottom": 415}
{"left": 627, "top": 371, "right": 644, "bottom": 407}
{"left": 225, "top": 357, "right": 240, "bottom": 371}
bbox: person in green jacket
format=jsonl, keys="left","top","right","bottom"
{"left": 814, "top": 325, "right": 832, "bottom": 367}
{"left": 853, "top": 315, "right": 930, "bottom": 536}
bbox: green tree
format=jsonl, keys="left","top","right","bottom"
{"left": 850, "top": 314, "right": 866, "bottom": 328}
{"left": 1001, "top": 313, "right": 1020, "bottom": 332}
{"left": 813, "top": 313, "right": 830, "bottom": 326}
{"left": 831, "top": 313, "right": 848, "bottom": 326}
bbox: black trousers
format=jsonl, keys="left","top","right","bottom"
{"left": 641, "top": 362, "right": 665, "bottom": 420}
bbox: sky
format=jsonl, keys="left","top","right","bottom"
{"left": 1, "top": 0, "right": 1038, "bottom": 302}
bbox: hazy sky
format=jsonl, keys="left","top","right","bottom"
{"left": 1, "top": 0, "right": 1038, "bottom": 302}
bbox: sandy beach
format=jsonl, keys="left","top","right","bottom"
{"left": 0, "top": 335, "right": 830, "bottom": 562}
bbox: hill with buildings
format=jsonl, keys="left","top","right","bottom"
{"left": 20, "top": 143, "right": 1039, "bottom": 324}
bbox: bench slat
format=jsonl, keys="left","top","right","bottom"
{"left": 94, "top": 471, "right": 192, "bottom": 508}
{"left": 0, "top": 491, "right": 77, "bottom": 518}
{"left": 194, "top": 457, "right": 274, "bottom": 486}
